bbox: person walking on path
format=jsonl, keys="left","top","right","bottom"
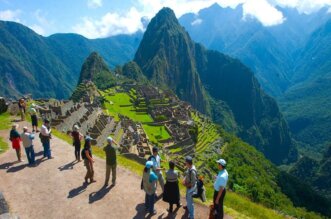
{"left": 9, "top": 124, "right": 22, "bottom": 162}
{"left": 142, "top": 161, "right": 158, "bottom": 215}
{"left": 163, "top": 161, "right": 181, "bottom": 213}
{"left": 40, "top": 119, "right": 53, "bottom": 159}
{"left": 103, "top": 136, "right": 119, "bottom": 187}
{"left": 149, "top": 147, "right": 165, "bottom": 193}
{"left": 28, "top": 103, "right": 43, "bottom": 132}
{"left": 213, "top": 159, "right": 228, "bottom": 219}
{"left": 18, "top": 98, "right": 26, "bottom": 121}
{"left": 20, "top": 127, "right": 36, "bottom": 165}
{"left": 182, "top": 156, "right": 197, "bottom": 219}
{"left": 71, "top": 125, "right": 83, "bottom": 162}
{"left": 82, "top": 136, "right": 96, "bottom": 184}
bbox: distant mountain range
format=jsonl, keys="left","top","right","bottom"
{"left": 0, "top": 20, "right": 142, "bottom": 99}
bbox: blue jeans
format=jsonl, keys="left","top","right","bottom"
{"left": 145, "top": 193, "right": 155, "bottom": 214}
{"left": 43, "top": 140, "right": 51, "bottom": 159}
{"left": 25, "top": 145, "right": 35, "bottom": 164}
{"left": 186, "top": 189, "right": 195, "bottom": 219}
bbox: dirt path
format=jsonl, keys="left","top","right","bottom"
{"left": 0, "top": 121, "right": 231, "bottom": 219}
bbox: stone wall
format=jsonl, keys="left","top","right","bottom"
{"left": 0, "top": 98, "right": 8, "bottom": 114}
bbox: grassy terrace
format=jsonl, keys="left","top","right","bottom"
{"left": 0, "top": 112, "right": 11, "bottom": 154}
{"left": 102, "top": 90, "right": 170, "bottom": 144}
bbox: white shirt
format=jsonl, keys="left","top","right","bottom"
{"left": 151, "top": 155, "right": 161, "bottom": 169}
{"left": 41, "top": 125, "right": 51, "bottom": 137}
{"left": 21, "top": 132, "right": 34, "bottom": 148}
{"left": 214, "top": 169, "right": 228, "bottom": 191}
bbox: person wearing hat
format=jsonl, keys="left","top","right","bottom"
{"left": 103, "top": 136, "right": 119, "bottom": 186}
{"left": 149, "top": 146, "right": 165, "bottom": 193}
{"left": 82, "top": 136, "right": 96, "bottom": 184}
{"left": 213, "top": 159, "right": 228, "bottom": 219}
{"left": 182, "top": 156, "right": 197, "bottom": 219}
{"left": 40, "top": 119, "right": 53, "bottom": 159}
{"left": 142, "top": 160, "right": 158, "bottom": 215}
{"left": 71, "top": 125, "right": 83, "bottom": 162}
{"left": 9, "top": 124, "right": 22, "bottom": 162}
{"left": 29, "top": 103, "right": 44, "bottom": 132}
{"left": 21, "top": 127, "right": 35, "bottom": 165}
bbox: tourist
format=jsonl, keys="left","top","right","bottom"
{"left": 9, "top": 124, "right": 22, "bottom": 162}
{"left": 213, "top": 159, "right": 228, "bottom": 219}
{"left": 40, "top": 119, "right": 53, "bottom": 159}
{"left": 28, "top": 103, "right": 41, "bottom": 132}
{"left": 21, "top": 127, "right": 35, "bottom": 165}
{"left": 142, "top": 160, "right": 158, "bottom": 215}
{"left": 18, "top": 98, "right": 26, "bottom": 121}
{"left": 103, "top": 136, "right": 119, "bottom": 186}
{"left": 163, "top": 161, "right": 181, "bottom": 213}
{"left": 182, "top": 156, "right": 197, "bottom": 219}
{"left": 82, "top": 136, "right": 95, "bottom": 184}
{"left": 71, "top": 125, "right": 83, "bottom": 162}
{"left": 149, "top": 146, "right": 165, "bottom": 193}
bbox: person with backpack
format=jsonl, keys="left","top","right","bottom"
{"left": 213, "top": 159, "right": 228, "bottom": 219}
{"left": 21, "top": 127, "right": 35, "bottom": 165}
{"left": 103, "top": 136, "right": 119, "bottom": 187}
{"left": 40, "top": 119, "right": 53, "bottom": 159}
{"left": 163, "top": 161, "right": 181, "bottom": 213}
{"left": 71, "top": 125, "right": 83, "bottom": 162}
{"left": 29, "top": 103, "right": 42, "bottom": 132}
{"left": 142, "top": 160, "right": 158, "bottom": 215}
{"left": 149, "top": 147, "right": 165, "bottom": 193}
{"left": 82, "top": 136, "right": 96, "bottom": 184}
{"left": 9, "top": 124, "right": 22, "bottom": 162}
{"left": 182, "top": 156, "right": 197, "bottom": 219}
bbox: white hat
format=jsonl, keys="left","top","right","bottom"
{"left": 216, "top": 159, "right": 227, "bottom": 167}
{"left": 107, "top": 136, "right": 113, "bottom": 143}
{"left": 23, "top": 126, "right": 28, "bottom": 131}
{"left": 73, "top": 125, "right": 79, "bottom": 130}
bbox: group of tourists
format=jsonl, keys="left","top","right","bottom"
{"left": 8, "top": 100, "right": 229, "bottom": 219}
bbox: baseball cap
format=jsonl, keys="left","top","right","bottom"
{"left": 145, "top": 161, "right": 153, "bottom": 168}
{"left": 85, "top": 135, "right": 93, "bottom": 141}
{"left": 107, "top": 136, "right": 113, "bottom": 143}
{"left": 216, "top": 159, "right": 227, "bottom": 167}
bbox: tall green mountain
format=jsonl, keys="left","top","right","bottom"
{"left": 134, "top": 7, "right": 297, "bottom": 164}
{"left": 134, "top": 8, "right": 209, "bottom": 113}
{"left": 0, "top": 20, "right": 142, "bottom": 99}
{"left": 77, "top": 52, "right": 115, "bottom": 89}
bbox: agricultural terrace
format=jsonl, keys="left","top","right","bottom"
{"left": 102, "top": 88, "right": 171, "bottom": 144}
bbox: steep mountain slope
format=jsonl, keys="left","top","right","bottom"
{"left": 134, "top": 8, "right": 209, "bottom": 114}
{"left": 134, "top": 7, "right": 297, "bottom": 164}
{"left": 279, "top": 19, "right": 331, "bottom": 153}
{"left": 0, "top": 20, "right": 141, "bottom": 99}
{"left": 179, "top": 4, "right": 331, "bottom": 96}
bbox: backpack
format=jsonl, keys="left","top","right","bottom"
{"left": 190, "top": 169, "right": 206, "bottom": 202}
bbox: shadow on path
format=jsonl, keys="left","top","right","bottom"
{"left": 6, "top": 163, "right": 27, "bottom": 173}
{"left": 0, "top": 161, "right": 16, "bottom": 170}
{"left": 133, "top": 203, "right": 149, "bottom": 219}
{"left": 89, "top": 185, "right": 114, "bottom": 204}
{"left": 68, "top": 183, "right": 88, "bottom": 198}
{"left": 58, "top": 161, "right": 77, "bottom": 171}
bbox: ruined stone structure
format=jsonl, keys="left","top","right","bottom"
{"left": 0, "top": 97, "right": 8, "bottom": 114}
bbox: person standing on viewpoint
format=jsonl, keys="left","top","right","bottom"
{"left": 143, "top": 161, "right": 158, "bottom": 215}
{"left": 213, "top": 159, "right": 228, "bottom": 219}
{"left": 163, "top": 161, "right": 181, "bottom": 213}
{"left": 82, "top": 136, "right": 96, "bottom": 184}
{"left": 28, "top": 103, "right": 43, "bottom": 132}
{"left": 40, "top": 119, "right": 53, "bottom": 159}
{"left": 9, "top": 124, "right": 22, "bottom": 162}
{"left": 18, "top": 98, "right": 26, "bottom": 121}
{"left": 182, "top": 156, "right": 197, "bottom": 219}
{"left": 103, "top": 136, "right": 119, "bottom": 187}
{"left": 21, "top": 127, "right": 36, "bottom": 165}
{"left": 149, "top": 146, "right": 165, "bottom": 193}
{"left": 71, "top": 125, "right": 83, "bottom": 162}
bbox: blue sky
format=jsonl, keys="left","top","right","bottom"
{"left": 0, "top": 0, "right": 331, "bottom": 38}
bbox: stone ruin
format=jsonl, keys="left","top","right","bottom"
{"left": 0, "top": 97, "right": 8, "bottom": 114}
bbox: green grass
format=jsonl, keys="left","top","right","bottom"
{"left": 0, "top": 112, "right": 11, "bottom": 130}
{"left": 142, "top": 124, "right": 171, "bottom": 144}
{"left": 0, "top": 137, "right": 8, "bottom": 154}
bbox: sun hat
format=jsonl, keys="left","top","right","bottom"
{"left": 145, "top": 161, "right": 153, "bottom": 168}
{"left": 73, "top": 125, "right": 79, "bottom": 130}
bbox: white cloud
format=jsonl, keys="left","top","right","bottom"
{"left": 72, "top": 7, "right": 144, "bottom": 38}
{"left": 27, "top": 9, "right": 53, "bottom": 36}
{"left": 243, "top": 0, "right": 285, "bottom": 26}
{"left": 191, "top": 18, "right": 202, "bottom": 26}
{"left": 29, "top": 24, "right": 45, "bottom": 35}
{"left": 0, "top": 9, "right": 21, "bottom": 22}
{"left": 87, "top": 0, "right": 103, "bottom": 9}
{"left": 72, "top": 0, "right": 331, "bottom": 38}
